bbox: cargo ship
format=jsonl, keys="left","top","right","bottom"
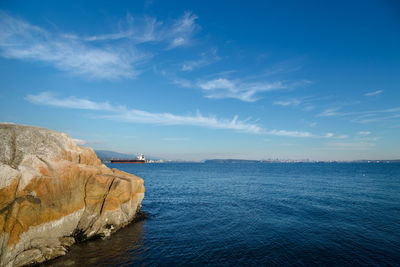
{"left": 110, "top": 153, "right": 146, "bottom": 163}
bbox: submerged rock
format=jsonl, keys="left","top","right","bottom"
{"left": 0, "top": 123, "right": 145, "bottom": 266}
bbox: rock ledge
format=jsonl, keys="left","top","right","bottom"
{"left": 0, "top": 124, "right": 145, "bottom": 266}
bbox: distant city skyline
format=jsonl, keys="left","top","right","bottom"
{"left": 1, "top": 0, "right": 399, "bottom": 161}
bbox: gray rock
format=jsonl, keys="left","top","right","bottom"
{"left": 0, "top": 123, "right": 145, "bottom": 266}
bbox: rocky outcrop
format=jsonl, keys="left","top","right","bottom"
{"left": 0, "top": 124, "right": 145, "bottom": 266}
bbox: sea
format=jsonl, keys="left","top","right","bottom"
{"left": 44, "top": 163, "right": 400, "bottom": 266}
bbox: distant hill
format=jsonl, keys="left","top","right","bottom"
{"left": 94, "top": 150, "right": 161, "bottom": 162}
{"left": 95, "top": 150, "right": 136, "bottom": 161}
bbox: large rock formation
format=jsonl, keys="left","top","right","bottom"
{"left": 0, "top": 124, "right": 145, "bottom": 266}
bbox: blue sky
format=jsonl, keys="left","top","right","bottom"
{"left": 0, "top": 0, "right": 399, "bottom": 161}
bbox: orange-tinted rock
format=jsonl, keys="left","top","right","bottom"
{"left": 0, "top": 124, "right": 145, "bottom": 266}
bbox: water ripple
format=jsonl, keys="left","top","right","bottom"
{"left": 43, "top": 163, "right": 400, "bottom": 266}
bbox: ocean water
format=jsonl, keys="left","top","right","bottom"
{"left": 44, "top": 163, "right": 400, "bottom": 266}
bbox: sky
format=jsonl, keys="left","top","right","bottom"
{"left": 0, "top": 0, "right": 399, "bottom": 161}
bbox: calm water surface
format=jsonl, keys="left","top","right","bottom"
{"left": 44, "top": 163, "right": 400, "bottom": 266}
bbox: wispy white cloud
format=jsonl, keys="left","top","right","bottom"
{"left": 199, "top": 78, "right": 236, "bottom": 90}
{"left": 159, "top": 56, "right": 309, "bottom": 102}
{"left": 365, "top": 90, "right": 383, "bottom": 96}
{"left": 0, "top": 11, "right": 200, "bottom": 79}
{"left": 265, "top": 130, "right": 313, "bottom": 138}
{"left": 318, "top": 106, "right": 400, "bottom": 125}
{"left": 353, "top": 114, "right": 400, "bottom": 124}
{"left": 181, "top": 49, "right": 219, "bottom": 71}
{"left": 264, "top": 129, "right": 346, "bottom": 139}
{"left": 273, "top": 98, "right": 301, "bottom": 107}
{"left": 273, "top": 95, "right": 325, "bottom": 112}
{"left": 317, "top": 108, "right": 343, "bottom": 117}
{"left": 318, "top": 106, "right": 400, "bottom": 117}
{"left": 358, "top": 131, "right": 371, "bottom": 135}
{"left": 167, "top": 11, "right": 199, "bottom": 49}
{"left": 181, "top": 61, "right": 201, "bottom": 71}
{"left": 84, "top": 14, "right": 160, "bottom": 43}
{"left": 197, "top": 78, "right": 288, "bottom": 102}
{"left": 323, "top": 133, "right": 348, "bottom": 139}
{"left": 26, "top": 91, "right": 340, "bottom": 139}
{"left": 25, "top": 91, "right": 120, "bottom": 111}
{"left": 83, "top": 11, "right": 199, "bottom": 49}
{"left": 157, "top": 68, "right": 193, "bottom": 88}
{"left": 0, "top": 12, "right": 146, "bottom": 79}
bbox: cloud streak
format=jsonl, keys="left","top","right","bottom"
{"left": 26, "top": 91, "right": 338, "bottom": 138}
{"left": 265, "top": 130, "right": 313, "bottom": 138}
{"left": 273, "top": 98, "right": 301, "bottom": 107}
{"left": 102, "top": 110, "right": 263, "bottom": 133}
{"left": 197, "top": 78, "right": 288, "bottom": 102}
{"left": 365, "top": 90, "right": 383, "bottom": 96}
{"left": 83, "top": 14, "right": 159, "bottom": 43}
{"left": 26, "top": 92, "right": 263, "bottom": 134}
{"left": 26, "top": 92, "right": 118, "bottom": 111}
{"left": 317, "top": 105, "right": 400, "bottom": 125}
{"left": 318, "top": 106, "right": 400, "bottom": 118}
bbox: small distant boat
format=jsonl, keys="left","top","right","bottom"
{"left": 110, "top": 153, "right": 146, "bottom": 163}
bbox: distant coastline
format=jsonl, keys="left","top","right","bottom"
{"left": 204, "top": 159, "right": 400, "bottom": 164}
{"left": 95, "top": 150, "right": 400, "bottom": 164}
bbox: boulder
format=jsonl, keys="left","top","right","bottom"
{"left": 0, "top": 123, "right": 145, "bottom": 266}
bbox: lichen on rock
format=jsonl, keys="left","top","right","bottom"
{"left": 0, "top": 123, "right": 145, "bottom": 266}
